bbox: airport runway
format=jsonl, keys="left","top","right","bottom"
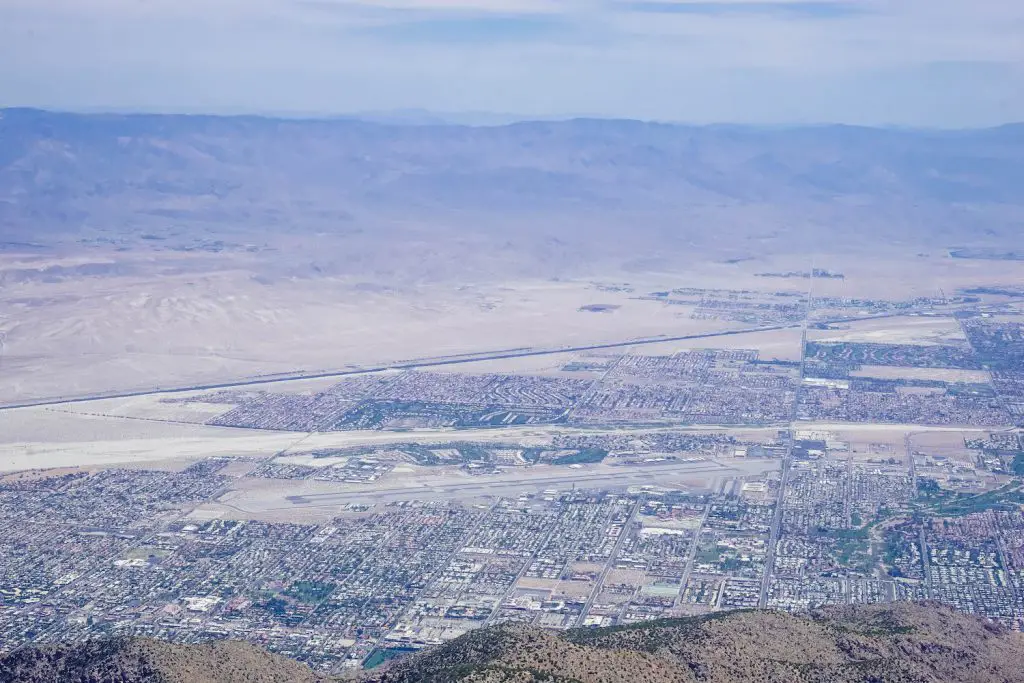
{"left": 223, "top": 459, "right": 778, "bottom": 511}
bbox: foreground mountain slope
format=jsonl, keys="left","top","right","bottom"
{"left": 2, "top": 603, "right": 1021, "bottom": 683}
{"left": 0, "top": 635, "right": 329, "bottom": 683}
{"left": 364, "top": 602, "right": 1024, "bottom": 683}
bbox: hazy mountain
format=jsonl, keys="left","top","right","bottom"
{"left": 1, "top": 108, "right": 1022, "bottom": 278}
{"left": 346, "top": 109, "right": 543, "bottom": 126}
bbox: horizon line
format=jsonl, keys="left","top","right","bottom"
{"left": 2, "top": 106, "right": 1022, "bottom": 133}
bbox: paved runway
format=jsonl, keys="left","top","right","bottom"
{"left": 225, "top": 458, "right": 778, "bottom": 510}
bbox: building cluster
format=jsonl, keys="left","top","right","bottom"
{"left": 570, "top": 350, "right": 797, "bottom": 425}
{"left": 636, "top": 287, "right": 807, "bottom": 326}
{"left": 799, "top": 332, "right": 1023, "bottom": 427}
{"left": 767, "top": 455, "right": 915, "bottom": 612}
{"left": 176, "top": 319, "right": 1024, "bottom": 435}
{"left": 921, "top": 511, "right": 1024, "bottom": 621}
{"left": 177, "top": 351, "right": 806, "bottom": 431}
{"left": 797, "top": 382, "right": 1009, "bottom": 426}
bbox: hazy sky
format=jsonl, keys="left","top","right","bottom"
{"left": 1, "top": 0, "right": 1022, "bottom": 126}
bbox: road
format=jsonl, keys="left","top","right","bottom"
{"left": 0, "top": 308, "right": 939, "bottom": 411}
{"left": 0, "top": 323, "right": 800, "bottom": 410}
{"left": 576, "top": 499, "right": 642, "bottom": 626}
{"left": 759, "top": 452, "right": 791, "bottom": 608}
{"left": 920, "top": 526, "right": 933, "bottom": 597}
{"left": 676, "top": 497, "right": 714, "bottom": 608}
{"left": 906, "top": 433, "right": 918, "bottom": 489}
{"left": 758, "top": 266, "right": 811, "bottom": 607}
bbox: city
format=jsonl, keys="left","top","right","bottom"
{"left": 3, "top": 295, "right": 1024, "bottom": 674}
{"left": 2, "top": 392, "right": 1023, "bottom": 674}
{"left": 2, "top": 4, "right": 1024, "bottom": 675}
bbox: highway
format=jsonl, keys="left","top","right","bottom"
{"left": 2, "top": 304, "right": 943, "bottom": 412}
{"left": 0, "top": 322, "right": 802, "bottom": 411}
{"left": 0, "top": 303, "right": 969, "bottom": 413}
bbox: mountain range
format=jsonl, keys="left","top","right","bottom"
{"left": 2, "top": 109, "right": 1022, "bottom": 279}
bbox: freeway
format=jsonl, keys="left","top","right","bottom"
{"left": 0, "top": 304, "right": 970, "bottom": 412}
{"left": 0, "top": 323, "right": 799, "bottom": 411}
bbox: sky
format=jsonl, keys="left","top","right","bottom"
{"left": 1, "top": 0, "right": 1022, "bottom": 126}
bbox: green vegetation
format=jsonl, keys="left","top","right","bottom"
{"left": 919, "top": 481, "right": 1024, "bottom": 517}
{"left": 695, "top": 545, "right": 722, "bottom": 565}
{"left": 398, "top": 443, "right": 443, "bottom": 465}
{"left": 916, "top": 478, "right": 953, "bottom": 501}
{"left": 882, "top": 534, "right": 908, "bottom": 577}
{"left": 521, "top": 447, "right": 545, "bottom": 464}
{"left": 452, "top": 443, "right": 492, "bottom": 462}
{"left": 1012, "top": 452, "right": 1024, "bottom": 476}
{"left": 262, "top": 596, "right": 289, "bottom": 615}
{"left": 835, "top": 538, "right": 872, "bottom": 571}
{"left": 363, "top": 647, "right": 414, "bottom": 669}
{"left": 946, "top": 382, "right": 997, "bottom": 397}
{"left": 449, "top": 664, "right": 582, "bottom": 682}
{"left": 813, "top": 526, "right": 873, "bottom": 572}
{"left": 553, "top": 448, "right": 608, "bottom": 466}
{"left": 398, "top": 441, "right": 500, "bottom": 466}
{"left": 818, "top": 527, "right": 867, "bottom": 540}
{"left": 284, "top": 580, "right": 335, "bottom": 604}
{"left": 720, "top": 557, "right": 746, "bottom": 572}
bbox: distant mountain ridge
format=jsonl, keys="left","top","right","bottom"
{"left": 3, "top": 603, "right": 1023, "bottom": 683}
{"left": 2, "top": 108, "right": 1022, "bottom": 278}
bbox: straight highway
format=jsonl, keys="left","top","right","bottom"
{"left": 0, "top": 308, "right": 942, "bottom": 411}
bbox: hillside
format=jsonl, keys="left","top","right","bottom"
{"left": 363, "top": 602, "right": 1024, "bottom": 683}
{"left": 0, "top": 635, "right": 329, "bottom": 683}
{"left": 3, "top": 604, "right": 1020, "bottom": 683}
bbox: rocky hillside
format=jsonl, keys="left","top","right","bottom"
{"left": 0, "top": 635, "right": 329, "bottom": 683}
{"left": 3, "top": 603, "right": 1022, "bottom": 683}
{"left": 363, "top": 602, "right": 1024, "bottom": 683}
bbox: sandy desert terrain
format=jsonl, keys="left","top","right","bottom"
{"left": 4, "top": 248, "right": 1023, "bottom": 406}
